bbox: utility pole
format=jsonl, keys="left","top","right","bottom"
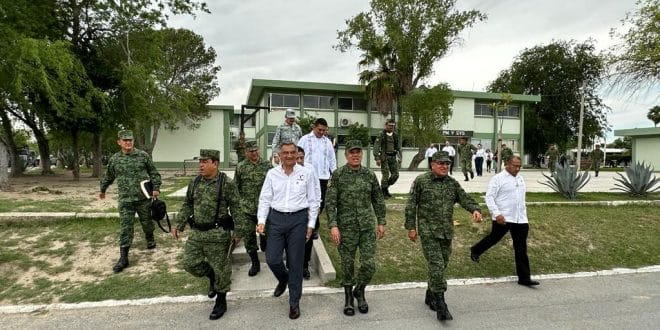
{"left": 575, "top": 80, "right": 586, "bottom": 171}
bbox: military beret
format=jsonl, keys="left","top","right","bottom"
{"left": 245, "top": 140, "right": 258, "bottom": 151}
{"left": 118, "top": 130, "right": 134, "bottom": 140}
{"left": 199, "top": 149, "right": 220, "bottom": 160}
{"left": 346, "top": 140, "right": 363, "bottom": 151}
{"left": 432, "top": 151, "right": 451, "bottom": 163}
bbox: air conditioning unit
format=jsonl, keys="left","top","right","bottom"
{"left": 339, "top": 117, "right": 351, "bottom": 127}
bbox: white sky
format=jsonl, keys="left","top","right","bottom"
{"left": 170, "top": 0, "right": 657, "bottom": 142}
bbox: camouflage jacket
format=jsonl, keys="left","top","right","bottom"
{"left": 176, "top": 171, "right": 247, "bottom": 237}
{"left": 234, "top": 140, "right": 246, "bottom": 163}
{"left": 272, "top": 123, "right": 302, "bottom": 153}
{"left": 501, "top": 147, "right": 514, "bottom": 162}
{"left": 235, "top": 158, "right": 272, "bottom": 216}
{"left": 373, "top": 130, "right": 400, "bottom": 160}
{"left": 457, "top": 143, "right": 477, "bottom": 161}
{"left": 326, "top": 165, "right": 386, "bottom": 231}
{"left": 100, "top": 148, "right": 161, "bottom": 203}
{"left": 591, "top": 149, "right": 604, "bottom": 162}
{"left": 405, "top": 172, "right": 480, "bottom": 239}
{"left": 546, "top": 148, "right": 558, "bottom": 161}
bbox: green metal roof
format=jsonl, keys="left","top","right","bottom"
{"left": 245, "top": 78, "right": 541, "bottom": 106}
{"left": 614, "top": 127, "right": 660, "bottom": 137}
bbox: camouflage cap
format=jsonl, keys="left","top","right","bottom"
{"left": 346, "top": 140, "right": 363, "bottom": 151}
{"left": 285, "top": 108, "right": 296, "bottom": 119}
{"left": 431, "top": 151, "right": 451, "bottom": 163}
{"left": 245, "top": 140, "right": 258, "bottom": 151}
{"left": 199, "top": 149, "right": 220, "bottom": 160}
{"left": 118, "top": 130, "right": 134, "bottom": 140}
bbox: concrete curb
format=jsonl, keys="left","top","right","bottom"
{"left": 1, "top": 265, "right": 657, "bottom": 315}
{"left": 312, "top": 236, "right": 336, "bottom": 282}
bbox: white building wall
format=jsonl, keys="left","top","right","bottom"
{"left": 633, "top": 137, "right": 660, "bottom": 170}
{"left": 153, "top": 110, "right": 226, "bottom": 162}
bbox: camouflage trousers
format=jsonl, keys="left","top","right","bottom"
{"left": 182, "top": 228, "right": 232, "bottom": 293}
{"left": 591, "top": 160, "right": 602, "bottom": 172}
{"left": 380, "top": 155, "right": 399, "bottom": 189}
{"left": 420, "top": 236, "right": 452, "bottom": 293}
{"left": 460, "top": 157, "right": 473, "bottom": 175}
{"left": 243, "top": 214, "right": 266, "bottom": 254}
{"left": 338, "top": 228, "right": 376, "bottom": 286}
{"left": 548, "top": 158, "right": 557, "bottom": 172}
{"left": 118, "top": 199, "right": 154, "bottom": 248}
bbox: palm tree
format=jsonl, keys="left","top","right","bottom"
{"left": 358, "top": 39, "right": 399, "bottom": 118}
{"left": 648, "top": 105, "right": 660, "bottom": 127}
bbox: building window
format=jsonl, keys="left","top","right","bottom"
{"left": 474, "top": 103, "right": 494, "bottom": 117}
{"left": 337, "top": 96, "right": 366, "bottom": 111}
{"left": 270, "top": 93, "right": 300, "bottom": 108}
{"left": 303, "top": 95, "right": 334, "bottom": 110}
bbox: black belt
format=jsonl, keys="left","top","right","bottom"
{"left": 385, "top": 152, "right": 397, "bottom": 156}
{"left": 191, "top": 222, "right": 226, "bottom": 231}
{"left": 271, "top": 208, "right": 308, "bottom": 216}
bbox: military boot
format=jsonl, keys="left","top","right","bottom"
{"left": 381, "top": 186, "right": 390, "bottom": 199}
{"left": 435, "top": 292, "right": 453, "bottom": 321}
{"left": 248, "top": 251, "right": 261, "bottom": 277}
{"left": 343, "top": 285, "right": 355, "bottom": 316}
{"left": 464, "top": 174, "right": 469, "bottom": 182}
{"left": 207, "top": 268, "right": 217, "bottom": 298}
{"left": 112, "top": 247, "right": 129, "bottom": 273}
{"left": 145, "top": 233, "right": 156, "bottom": 249}
{"left": 595, "top": 171, "right": 599, "bottom": 177}
{"left": 353, "top": 284, "right": 369, "bottom": 314}
{"left": 425, "top": 289, "right": 437, "bottom": 311}
{"left": 470, "top": 171, "right": 474, "bottom": 179}
{"left": 209, "top": 292, "right": 227, "bottom": 320}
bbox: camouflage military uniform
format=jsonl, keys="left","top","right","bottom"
{"left": 176, "top": 169, "right": 242, "bottom": 294}
{"left": 591, "top": 147, "right": 604, "bottom": 175}
{"left": 100, "top": 148, "right": 161, "bottom": 248}
{"left": 500, "top": 146, "right": 514, "bottom": 164}
{"left": 457, "top": 142, "right": 477, "bottom": 177}
{"left": 234, "top": 139, "right": 246, "bottom": 163}
{"left": 271, "top": 123, "right": 302, "bottom": 154}
{"left": 235, "top": 157, "right": 272, "bottom": 253}
{"left": 405, "top": 172, "right": 480, "bottom": 294}
{"left": 326, "top": 164, "right": 386, "bottom": 286}
{"left": 373, "top": 129, "right": 400, "bottom": 193}
{"left": 546, "top": 147, "right": 558, "bottom": 172}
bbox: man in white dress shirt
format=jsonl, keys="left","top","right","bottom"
{"left": 257, "top": 141, "right": 321, "bottom": 319}
{"left": 296, "top": 118, "right": 337, "bottom": 279}
{"left": 442, "top": 140, "right": 456, "bottom": 175}
{"left": 469, "top": 156, "right": 539, "bottom": 286}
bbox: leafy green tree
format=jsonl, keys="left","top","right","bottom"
{"left": 488, "top": 94, "right": 513, "bottom": 172}
{"left": 345, "top": 122, "right": 371, "bottom": 149}
{"left": 488, "top": 40, "right": 609, "bottom": 159}
{"left": 399, "top": 84, "right": 454, "bottom": 169}
{"left": 648, "top": 105, "right": 660, "bottom": 127}
{"left": 608, "top": 136, "right": 633, "bottom": 149}
{"left": 297, "top": 115, "right": 316, "bottom": 136}
{"left": 608, "top": 0, "right": 660, "bottom": 96}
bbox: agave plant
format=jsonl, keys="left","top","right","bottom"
{"left": 539, "top": 163, "right": 590, "bottom": 200}
{"left": 612, "top": 161, "right": 660, "bottom": 197}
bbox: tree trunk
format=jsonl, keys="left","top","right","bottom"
{"left": 71, "top": 130, "right": 80, "bottom": 180}
{"left": 33, "top": 127, "right": 54, "bottom": 175}
{"left": 0, "top": 111, "right": 23, "bottom": 177}
{"left": 145, "top": 123, "right": 159, "bottom": 157}
{"left": 91, "top": 132, "right": 102, "bottom": 178}
{"left": 407, "top": 146, "right": 426, "bottom": 170}
{"left": 0, "top": 141, "right": 9, "bottom": 190}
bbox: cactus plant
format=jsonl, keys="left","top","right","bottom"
{"left": 539, "top": 163, "right": 591, "bottom": 200}
{"left": 612, "top": 161, "right": 660, "bottom": 197}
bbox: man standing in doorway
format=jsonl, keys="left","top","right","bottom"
{"left": 373, "top": 119, "right": 400, "bottom": 198}
{"left": 100, "top": 130, "right": 161, "bottom": 273}
{"left": 297, "top": 118, "right": 337, "bottom": 279}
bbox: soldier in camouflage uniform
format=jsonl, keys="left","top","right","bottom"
{"left": 545, "top": 143, "right": 558, "bottom": 176}
{"left": 99, "top": 130, "right": 161, "bottom": 273}
{"left": 326, "top": 140, "right": 386, "bottom": 316}
{"left": 171, "top": 149, "right": 244, "bottom": 320}
{"left": 405, "top": 151, "right": 482, "bottom": 322}
{"left": 590, "top": 144, "right": 604, "bottom": 177}
{"left": 234, "top": 131, "right": 246, "bottom": 164}
{"left": 235, "top": 140, "right": 272, "bottom": 276}
{"left": 373, "top": 119, "right": 400, "bottom": 198}
{"left": 271, "top": 108, "right": 302, "bottom": 155}
{"left": 457, "top": 137, "right": 477, "bottom": 182}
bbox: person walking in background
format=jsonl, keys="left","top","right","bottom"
{"left": 442, "top": 140, "right": 456, "bottom": 175}
{"left": 100, "top": 130, "right": 161, "bottom": 274}
{"left": 257, "top": 141, "right": 320, "bottom": 320}
{"left": 234, "top": 130, "right": 246, "bottom": 164}
{"left": 474, "top": 143, "right": 485, "bottom": 176}
{"left": 457, "top": 137, "right": 477, "bottom": 182}
{"left": 297, "top": 118, "right": 336, "bottom": 280}
{"left": 405, "top": 151, "right": 482, "bottom": 322}
{"left": 546, "top": 143, "right": 558, "bottom": 176}
{"left": 485, "top": 149, "right": 493, "bottom": 173}
{"left": 271, "top": 108, "right": 302, "bottom": 158}
{"left": 425, "top": 143, "right": 438, "bottom": 169}
{"left": 590, "top": 144, "right": 604, "bottom": 177}
{"left": 470, "top": 156, "right": 540, "bottom": 287}
{"left": 235, "top": 141, "right": 272, "bottom": 277}
{"left": 172, "top": 149, "right": 243, "bottom": 320}
{"left": 373, "top": 119, "right": 400, "bottom": 198}
{"left": 326, "top": 140, "right": 386, "bottom": 316}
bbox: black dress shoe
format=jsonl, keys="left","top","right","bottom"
{"left": 518, "top": 279, "right": 540, "bottom": 286}
{"left": 274, "top": 281, "right": 287, "bottom": 297}
{"left": 303, "top": 268, "right": 311, "bottom": 280}
{"left": 289, "top": 305, "right": 300, "bottom": 319}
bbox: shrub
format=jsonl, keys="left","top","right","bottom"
{"left": 612, "top": 161, "right": 660, "bottom": 197}
{"left": 539, "top": 163, "right": 590, "bottom": 200}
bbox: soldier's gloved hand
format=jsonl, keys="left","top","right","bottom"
{"left": 376, "top": 225, "right": 385, "bottom": 239}
{"left": 330, "top": 227, "right": 341, "bottom": 246}
{"left": 408, "top": 229, "right": 417, "bottom": 242}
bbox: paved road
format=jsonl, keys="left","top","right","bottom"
{"left": 3, "top": 272, "right": 658, "bottom": 329}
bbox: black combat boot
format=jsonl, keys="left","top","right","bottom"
{"left": 464, "top": 174, "right": 469, "bottom": 182}
{"left": 435, "top": 292, "right": 453, "bottom": 321}
{"left": 209, "top": 292, "right": 227, "bottom": 320}
{"left": 145, "top": 232, "right": 156, "bottom": 249}
{"left": 470, "top": 171, "right": 474, "bottom": 179}
{"left": 248, "top": 251, "right": 260, "bottom": 277}
{"left": 425, "top": 289, "right": 437, "bottom": 311}
{"left": 381, "top": 186, "right": 390, "bottom": 199}
{"left": 112, "top": 247, "right": 129, "bottom": 273}
{"left": 207, "top": 268, "right": 217, "bottom": 298}
{"left": 353, "top": 284, "right": 369, "bottom": 314}
{"left": 343, "top": 285, "right": 355, "bottom": 316}
{"left": 595, "top": 171, "right": 599, "bottom": 177}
